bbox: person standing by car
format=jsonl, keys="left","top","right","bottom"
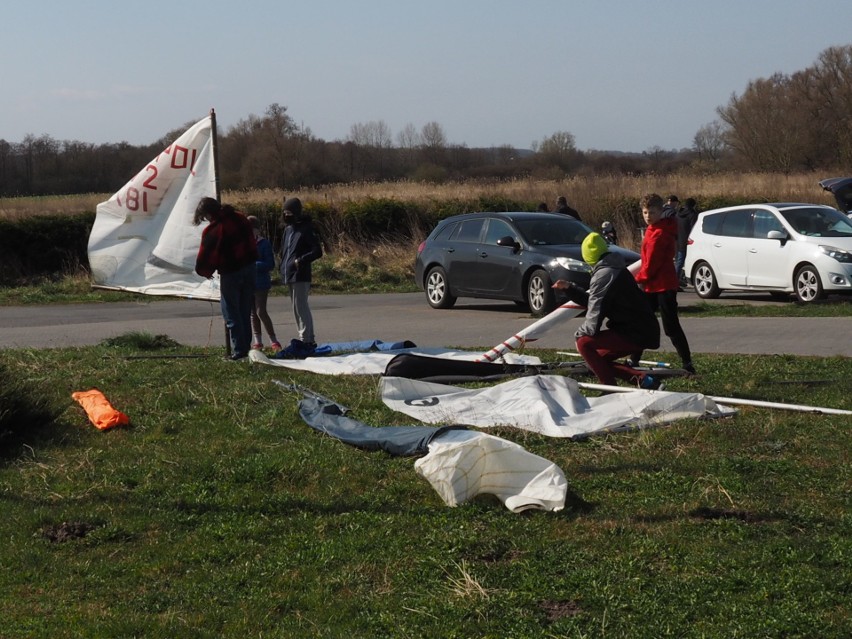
{"left": 662, "top": 194, "right": 680, "bottom": 218}
{"left": 553, "top": 195, "right": 582, "bottom": 221}
{"left": 675, "top": 197, "right": 699, "bottom": 287}
{"left": 552, "top": 232, "right": 662, "bottom": 388}
{"left": 633, "top": 193, "right": 696, "bottom": 375}
{"left": 279, "top": 197, "right": 323, "bottom": 349}
{"left": 193, "top": 197, "right": 257, "bottom": 360}
{"left": 601, "top": 220, "right": 619, "bottom": 245}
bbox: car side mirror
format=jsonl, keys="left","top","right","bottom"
{"left": 496, "top": 235, "right": 521, "bottom": 252}
{"left": 767, "top": 229, "right": 788, "bottom": 245}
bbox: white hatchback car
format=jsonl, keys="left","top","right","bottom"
{"left": 684, "top": 203, "right": 852, "bottom": 303}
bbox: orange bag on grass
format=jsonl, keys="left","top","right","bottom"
{"left": 71, "top": 389, "right": 129, "bottom": 431}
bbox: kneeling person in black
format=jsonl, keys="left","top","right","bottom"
{"left": 553, "top": 233, "right": 662, "bottom": 388}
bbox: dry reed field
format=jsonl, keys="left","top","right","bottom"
{"left": 0, "top": 172, "right": 837, "bottom": 220}
{"left": 284, "top": 172, "right": 836, "bottom": 211}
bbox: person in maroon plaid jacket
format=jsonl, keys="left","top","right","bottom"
{"left": 194, "top": 197, "right": 257, "bottom": 360}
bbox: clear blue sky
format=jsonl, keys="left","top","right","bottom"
{"left": 3, "top": 0, "right": 850, "bottom": 152}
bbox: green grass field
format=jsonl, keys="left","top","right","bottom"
{"left": 0, "top": 337, "right": 850, "bottom": 638}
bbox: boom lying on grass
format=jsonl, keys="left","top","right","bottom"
{"left": 477, "top": 301, "right": 586, "bottom": 362}
{"left": 577, "top": 382, "right": 852, "bottom": 415}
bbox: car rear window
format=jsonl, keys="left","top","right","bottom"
{"left": 450, "top": 218, "right": 485, "bottom": 242}
{"left": 719, "top": 210, "right": 752, "bottom": 237}
{"left": 430, "top": 222, "right": 457, "bottom": 242}
{"left": 701, "top": 212, "right": 724, "bottom": 235}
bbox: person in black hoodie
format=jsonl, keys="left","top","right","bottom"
{"left": 553, "top": 195, "right": 582, "bottom": 221}
{"left": 675, "top": 197, "right": 698, "bottom": 287}
{"left": 279, "top": 197, "right": 323, "bottom": 348}
{"left": 552, "top": 232, "right": 662, "bottom": 389}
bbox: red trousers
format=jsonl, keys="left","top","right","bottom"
{"left": 576, "top": 331, "right": 643, "bottom": 386}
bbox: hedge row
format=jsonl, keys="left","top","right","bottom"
{"left": 1, "top": 194, "right": 758, "bottom": 284}
{"left": 0, "top": 213, "right": 96, "bottom": 285}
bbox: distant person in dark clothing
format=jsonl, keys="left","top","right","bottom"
{"left": 601, "top": 220, "right": 618, "bottom": 245}
{"left": 279, "top": 197, "right": 323, "bottom": 348}
{"left": 554, "top": 195, "right": 582, "bottom": 221}
{"left": 194, "top": 197, "right": 257, "bottom": 360}
{"left": 675, "top": 197, "right": 699, "bottom": 286}
{"left": 537, "top": 202, "right": 550, "bottom": 212}
{"left": 552, "top": 232, "right": 662, "bottom": 388}
{"left": 662, "top": 194, "right": 680, "bottom": 219}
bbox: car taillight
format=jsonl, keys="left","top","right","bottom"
{"left": 417, "top": 241, "right": 426, "bottom": 254}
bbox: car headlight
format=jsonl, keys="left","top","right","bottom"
{"left": 819, "top": 245, "right": 852, "bottom": 263}
{"left": 551, "top": 257, "right": 592, "bottom": 273}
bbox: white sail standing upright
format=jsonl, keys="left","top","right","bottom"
{"left": 88, "top": 115, "right": 219, "bottom": 300}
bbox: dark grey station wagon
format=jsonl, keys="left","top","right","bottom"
{"left": 414, "top": 211, "right": 639, "bottom": 316}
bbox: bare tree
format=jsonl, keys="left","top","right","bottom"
{"left": 396, "top": 123, "right": 421, "bottom": 150}
{"left": 395, "top": 123, "right": 421, "bottom": 173}
{"left": 692, "top": 121, "right": 727, "bottom": 162}
{"left": 420, "top": 121, "right": 447, "bottom": 148}
{"left": 347, "top": 120, "right": 394, "bottom": 178}
{"left": 264, "top": 103, "right": 298, "bottom": 183}
{"left": 348, "top": 120, "right": 392, "bottom": 149}
{"left": 533, "top": 130, "right": 579, "bottom": 172}
{"left": 802, "top": 45, "right": 852, "bottom": 166}
{"left": 420, "top": 121, "right": 447, "bottom": 163}
{"left": 717, "top": 73, "right": 808, "bottom": 172}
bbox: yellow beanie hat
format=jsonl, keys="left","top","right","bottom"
{"left": 581, "top": 232, "right": 609, "bottom": 265}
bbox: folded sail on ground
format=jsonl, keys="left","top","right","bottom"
{"left": 87, "top": 114, "right": 219, "bottom": 300}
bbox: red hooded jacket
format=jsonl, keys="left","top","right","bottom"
{"left": 635, "top": 217, "right": 679, "bottom": 293}
{"left": 195, "top": 205, "right": 257, "bottom": 278}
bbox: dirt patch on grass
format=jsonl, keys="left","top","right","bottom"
{"left": 41, "top": 521, "right": 95, "bottom": 542}
{"left": 540, "top": 599, "right": 583, "bottom": 621}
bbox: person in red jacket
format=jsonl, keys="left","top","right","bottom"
{"left": 633, "top": 193, "right": 696, "bottom": 374}
{"left": 194, "top": 197, "right": 258, "bottom": 360}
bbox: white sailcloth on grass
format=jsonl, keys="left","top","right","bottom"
{"left": 87, "top": 113, "right": 219, "bottom": 300}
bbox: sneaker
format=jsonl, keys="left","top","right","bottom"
{"left": 639, "top": 374, "right": 664, "bottom": 390}
{"left": 224, "top": 353, "right": 248, "bottom": 361}
{"left": 251, "top": 342, "right": 264, "bottom": 350}
{"left": 270, "top": 341, "right": 282, "bottom": 351}
{"left": 683, "top": 363, "right": 697, "bottom": 375}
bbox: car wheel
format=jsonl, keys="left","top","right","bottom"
{"left": 794, "top": 264, "right": 823, "bottom": 303}
{"left": 692, "top": 262, "right": 721, "bottom": 299}
{"left": 527, "top": 269, "right": 555, "bottom": 317}
{"left": 425, "top": 266, "right": 456, "bottom": 309}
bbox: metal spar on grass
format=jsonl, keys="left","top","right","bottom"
{"left": 577, "top": 382, "right": 852, "bottom": 416}
{"left": 557, "top": 351, "right": 673, "bottom": 368}
{"left": 477, "top": 301, "right": 586, "bottom": 363}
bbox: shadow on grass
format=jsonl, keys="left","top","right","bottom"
{"left": 631, "top": 507, "right": 828, "bottom": 527}
{"left": 0, "top": 360, "right": 65, "bottom": 461}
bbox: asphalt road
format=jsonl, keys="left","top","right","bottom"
{"left": 0, "top": 290, "right": 849, "bottom": 358}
